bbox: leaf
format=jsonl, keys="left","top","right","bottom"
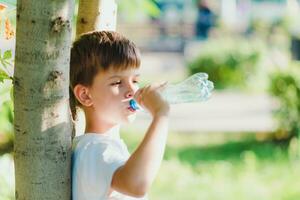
{"left": 0, "top": 68, "right": 10, "bottom": 83}
{"left": 2, "top": 59, "right": 13, "bottom": 68}
{"left": 3, "top": 50, "right": 12, "bottom": 60}
{"left": 1, "top": 59, "right": 8, "bottom": 68}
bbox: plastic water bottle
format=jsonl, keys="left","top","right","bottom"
{"left": 129, "top": 73, "right": 214, "bottom": 111}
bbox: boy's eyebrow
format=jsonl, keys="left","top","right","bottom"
{"left": 107, "top": 74, "right": 140, "bottom": 80}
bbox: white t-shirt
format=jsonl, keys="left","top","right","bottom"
{"left": 72, "top": 126, "right": 148, "bottom": 200}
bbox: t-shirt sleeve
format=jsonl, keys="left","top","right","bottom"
{"left": 80, "top": 141, "right": 127, "bottom": 199}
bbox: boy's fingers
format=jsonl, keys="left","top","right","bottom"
{"left": 135, "top": 82, "right": 168, "bottom": 99}
{"left": 157, "top": 81, "right": 168, "bottom": 92}
{"left": 160, "top": 81, "right": 168, "bottom": 87}
{"left": 134, "top": 89, "right": 142, "bottom": 98}
{"left": 134, "top": 86, "right": 147, "bottom": 102}
{"left": 148, "top": 81, "right": 168, "bottom": 90}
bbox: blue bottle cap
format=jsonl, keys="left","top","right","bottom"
{"left": 129, "top": 99, "right": 139, "bottom": 110}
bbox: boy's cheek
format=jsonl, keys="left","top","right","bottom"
{"left": 110, "top": 87, "right": 120, "bottom": 94}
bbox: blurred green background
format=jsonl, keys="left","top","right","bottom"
{"left": 1, "top": 0, "right": 300, "bottom": 199}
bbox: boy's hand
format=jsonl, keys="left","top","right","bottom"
{"left": 134, "top": 82, "right": 170, "bottom": 117}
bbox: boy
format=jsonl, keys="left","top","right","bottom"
{"left": 70, "top": 31, "right": 169, "bottom": 200}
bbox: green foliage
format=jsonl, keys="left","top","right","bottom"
{"left": 0, "top": 70, "right": 9, "bottom": 83}
{"left": 0, "top": 50, "right": 13, "bottom": 83}
{"left": 0, "top": 98, "right": 14, "bottom": 155}
{"left": 269, "top": 63, "right": 300, "bottom": 137}
{"left": 0, "top": 0, "right": 16, "bottom": 6}
{"left": 0, "top": 48, "right": 14, "bottom": 157}
{"left": 0, "top": 49, "right": 14, "bottom": 107}
{"left": 121, "top": 130, "right": 300, "bottom": 200}
{"left": 118, "top": 0, "right": 160, "bottom": 21}
{"left": 187, "top": 37, "right": 264, "bottom": 90}
{"left": 0, "top": 100, "right": 14, "bottom": 129}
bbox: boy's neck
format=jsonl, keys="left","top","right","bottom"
{"left": 84, "top": 110, "right": 118, "bottom": 134}
{"left": 85, "top": 122, "right": 117, "bottom": 134}
{"left": 85, "top": 124, "right": 121, "bottom": 139}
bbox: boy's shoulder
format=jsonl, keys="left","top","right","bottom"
{"left": 72, "top": 134, "right": 130, "bottom": 165}
{"left": 73, "top": 134, "right": 116, "bottom": 150}
{"left": 72, "top": 134, "right": 129, "bottom": 156}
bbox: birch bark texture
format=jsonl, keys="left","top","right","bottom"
{"left": 76, "top": 0, "right": 117, "bottom": 37}
{"left": 13, "top": 0, "right": 75, "bottom": 199}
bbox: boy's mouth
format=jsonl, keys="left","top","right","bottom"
{"left": 127, "top": 106, "right": 136, "bottom": 113}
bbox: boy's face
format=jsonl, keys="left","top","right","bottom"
{"left": 85, "top": 67, "right": 140, "bottom": 125}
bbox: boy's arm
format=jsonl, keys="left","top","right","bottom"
{"left": 111, "top": 83, "right": 170, "bottom": 197}
{"left": 111, "top": 113, "right": 169, "bottom": 197}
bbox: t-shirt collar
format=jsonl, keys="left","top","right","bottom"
{"left": 84, "top": 124, "right": 121, "bottom": 140}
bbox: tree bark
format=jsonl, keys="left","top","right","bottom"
{"left": 13, "top": 0, "right": 74, "bottom": 199}
{"left": 76, "top": 0, "right": 117, "bottom": 37}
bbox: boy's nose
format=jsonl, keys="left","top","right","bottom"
{"left": 125, "top": 91, "right": 133, "bottom": 98}
{"left": 124, "top": 87, "right": 136, "bottom": 99}
{"left": 124, "top": 82, "right": 139, "bottom": 99}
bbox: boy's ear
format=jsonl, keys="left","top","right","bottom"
{"left": 73, "top": 84, "right": 93, "bottom": 107}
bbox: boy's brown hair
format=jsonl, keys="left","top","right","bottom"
{"left": 69, "top": 31, "right": 141, "bottom": 121}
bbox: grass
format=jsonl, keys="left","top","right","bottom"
{"left": 1, "top": 131, "right": 299, "bottom": 200}
{"left": 120, "top": 130, "right": 300, "bottom": 200}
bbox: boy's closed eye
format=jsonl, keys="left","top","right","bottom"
{"left": 110, "top": 81, "right": 122, "bottom": 86}
{"left": 110, "top": 80, "right": 139, "bottom": 86}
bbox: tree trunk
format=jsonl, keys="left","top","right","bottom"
{"left": 76, "top": 0, "right": 117, "bottom": 37}
{"left": 13, "top": 0, "right": 75, "bottom": 199}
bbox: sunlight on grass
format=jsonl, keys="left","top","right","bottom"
{"left": 0, "top": 131, "right": 299, "bottom": 200}
{"left": 120, "top": 130, "right": 300, "bottom": 200}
